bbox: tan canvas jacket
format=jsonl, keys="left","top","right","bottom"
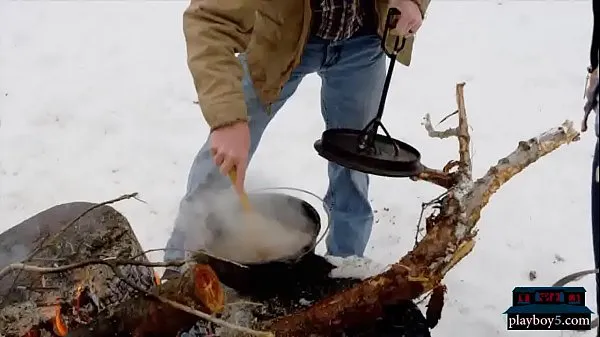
{"left": 183, "top": 0, "right": 431, "bottom": 130}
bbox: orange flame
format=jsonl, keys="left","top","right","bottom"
{"left": 53, "top": 304, "right": 68, "bottom": 336}
{"left": 74, "top": 283, "right": 84, "bottom": 312}
{"left": 193, "top": 264, "right": 224, "bottom": 314}
{"left": 154, "top": 271, "right": 161, "bottom": 286}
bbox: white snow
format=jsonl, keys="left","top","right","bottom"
{"left": 0, "top": 0, "right": 598, "bottom": 336}
{"left": 326, "top": 255, "right": 391, "bottom": 279}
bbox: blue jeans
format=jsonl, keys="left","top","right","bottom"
{"left": 165, "top": 34, "right": 386, "bottom": 262}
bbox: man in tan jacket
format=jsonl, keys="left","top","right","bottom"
{"left": 164, "top": 0, "right": 431, "bottom": 272}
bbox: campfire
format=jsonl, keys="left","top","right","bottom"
{"left": 0, "top": 83, "right": 581, "bottom": 337}
{"left": 8, "top": 263, "right": 225, "bottom": 337}
{"left": 16, "top": 282, "right": 99, "bottom": 337}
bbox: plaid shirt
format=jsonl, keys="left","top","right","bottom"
{"left": 311, "top": 0, "right": 374, "bottom": 41}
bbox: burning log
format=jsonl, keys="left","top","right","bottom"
{"left": 0, "top": 197, "right": 273, "bottom": 337}
{"left": 0, "top": 203, "right": 231, "bottom": 337}
{"left": 66, "top": 263, "right": 225, "bottom": 337}
{"left": 0, "top": 199, "right": 161, "bottom": 337}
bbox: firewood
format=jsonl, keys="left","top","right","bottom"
{"left": 65, "top": 264, "right": 223, "bottom": 337}
{"left": 0, "top": 201, "right": 160, "bottom": 337}
{"left": 0, "top": 201, "right": 268, "bottom": 337}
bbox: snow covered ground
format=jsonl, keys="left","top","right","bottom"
{"left": 0, "top": 0, "right": 597, "bottom": 336}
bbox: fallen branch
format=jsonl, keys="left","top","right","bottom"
{"left": 0, "top": 258, "right": 186, "bottom": 281}
{"left": 259, "top": 82, "right": 580, "bottom": 336}
{"left": 0, "top": 249, "right": 250, "bottom": 283}
{"left": 455, "top": 83, "right": 472, "bottom": 178}
{"left": 414, "top": 192, "right": 448, "bottom": 246}
{"left": 157, "top": 295, "right": 273, "bottom": 337}
{"left": 465, "top": 120, "right": 580, "bottom": 225}
{"left": 413, "top": 165, "right": 457, "bottom": 189}
{"left": 422, "top": 113, "right": 458, "bottom": 139}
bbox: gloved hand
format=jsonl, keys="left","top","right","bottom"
{"left": 388, "top": 0, "right": 423, "bottom": 37}
{"left": 210, "top": 121, "right": 250, "bottom": 194}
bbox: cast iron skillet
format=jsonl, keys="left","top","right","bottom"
{"left": 200, "top": 191, "right": 324, "bottom": 295}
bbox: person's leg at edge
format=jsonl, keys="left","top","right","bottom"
{"left": 164, "top": 46, "right": 325, "bottom": 267}
{"left": 318, "top": 34, "right": 386, "bottom": 257}
{"left": 591, "top": 138, "right": 599, "bottom": 335}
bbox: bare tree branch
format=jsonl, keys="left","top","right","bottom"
{"left": 412, "top": 165, "right": 457, "bottom": 189}
{"left": 0, "top": 258, "right": 187, "bottom": 281}
{"left": 437, "top": 110, "right": 459, "bottom": 125}
{"left": 455, "top": 83, "right": 472, "bottom": 178}
{"left": 465, "top": 120, "right": 580, "bottom": 226}
{"left": 421, "top": 113, "right": 458, "bottom": 139}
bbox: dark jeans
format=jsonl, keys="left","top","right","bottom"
{"left": 593, "top": 138, "right": 599, "bottom": 335}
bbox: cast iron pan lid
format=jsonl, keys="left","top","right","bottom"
{"left": 315, "top": 128, "right": 423, "bottom": 177}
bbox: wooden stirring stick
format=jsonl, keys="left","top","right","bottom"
{"left": 228, "top": 169, "right": 253, "bottom": 212}
{"left": 229, "top": 169, "right": 270, "bottom": 260}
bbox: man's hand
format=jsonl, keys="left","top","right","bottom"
{"left": 389, "top": 0, "right": 423, "bottom": 36}
{"left": 210, "top": 121, "right": 250, "bottom": 193}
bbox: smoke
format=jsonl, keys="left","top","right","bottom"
{"left": 176, "top": 187, "right": 317, "bottom": 264}
{"left": 0, "top": 241, "right": 31, "bottom": 294}
{"left": 0, "top": 242, "right": 29, "bottom": 270}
